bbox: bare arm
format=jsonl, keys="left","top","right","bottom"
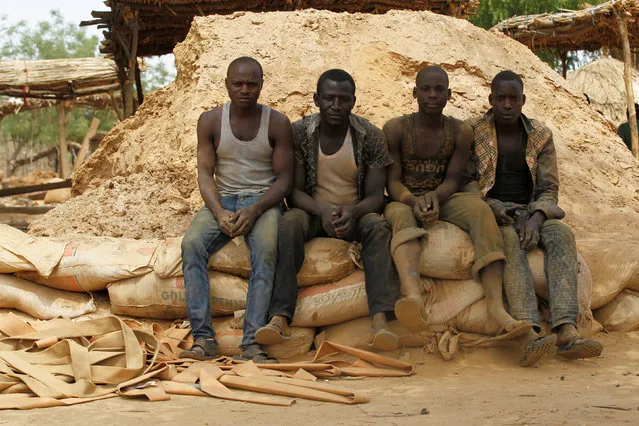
{"left": 196, "top": 110, "right": 224, "bottom": 216}
{"left": 384, "top": 117, "right": 417, "bottom": 207}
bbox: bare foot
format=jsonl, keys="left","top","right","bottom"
{"left": 555, "top": 323, "right": 580, "bottom": 347}
{"left": 370, "top": 312, "right": 398, "bottom": 351}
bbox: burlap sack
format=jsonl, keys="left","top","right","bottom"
{"left": 108, "top": 271, "right": 247, "bottom": 319}
{"left": 0, "top": 274, "right": 95, "bottom": 319}
{"left": 0, "top": 224, "right": 66, "bottom": 276}
{"left": 418, "top": 221, "right": 474, "bottom": 280}
{"left": 18, "top": 237, "right": 158, "bottom": 292}
{"left": 152, "top": 236, "right": 356, "bottom": 286}
{"left": 594, "top": 289, "right": 639, "bottom": 332}
{"left": 211, "top": 316, "right": 315, "bottom": 358}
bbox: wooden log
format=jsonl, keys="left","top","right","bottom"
{"left": 0, "top": 205, "right": 56, "bottom": 214}
{"left": 617, "top": 12, "right": 639, "bottom": 159}
{"left": 0, "top": 179, "right": 72, "bottom": 198}
{"left": 73, "top": 116, "right": 101, "bottom": 172}
{"left": 56, "top": 104, "right": 70, "bottom": 179}
{"left": 9, "top": 146, "right": 57, "bottom": 175}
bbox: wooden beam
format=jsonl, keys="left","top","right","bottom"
{"left": 9, "top": 146, "right": 57, "bottom": 175}
{"left": 617, "top": 12, "right": 639, "bottom": 159}
{"left": 73, "top": 116, "right": 101, "bottom": 172}
{"left": 0, "top": 179, "right": 72, "bottom": 198}
{"left": 134, "top": 60, "right": 144, "bottom": 106}
{"left": 0, "top": 206, "right": 56, "bottom": 214}
{"left": 56, "top": 104, "right": 70, "bottom": 178}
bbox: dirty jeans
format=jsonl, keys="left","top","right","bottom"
{"left": 181, "top": 195, "right": 280, "bottom": 350}
{"left": 500, "top": 219, "right": 579, "bottom": 332}
{"left": 267, "top": 208, "right": 400, "bottom": 322}
{"left": 384, "top": 192, "right": 505, "bottom": 281}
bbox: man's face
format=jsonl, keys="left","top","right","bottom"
{"left": 314, "top": 79, "right": 355, "bottom": 127}
{"left": 490, "top": 80, "right": 526, "bottom": 125}
{"left": 225, "top": 63, "right": 263, "bottom": 108}
{"left": 413, "top": 72, "right": 451, "bottom": 115}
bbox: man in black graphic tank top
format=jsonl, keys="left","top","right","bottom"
{"left": 384, "top": 66, "right": 531, "bottom": 340}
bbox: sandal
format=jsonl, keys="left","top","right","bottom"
{"left": 178, "top": 338, "right": 218, "bottom": 361}
{"left": 557, "top": 337, "right": 602, "bottom": 360}
{"left": 235, "top": 344, "right": 279, "bottom": 364}
{"left": 255, "top": 321, "right": 291, "bottom": 346}
{"left": 520, "top": 335, "right": 557, "bottom": 367}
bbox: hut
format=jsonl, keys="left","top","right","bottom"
{"left": 494, "top": 0, "right": 639, "bottom": 158}
{"left": 567, "top": 57, "right": 639, "bottom": 125}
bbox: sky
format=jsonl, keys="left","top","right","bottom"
{"left": 0, "top": 1, "right": 176, "bottom": 74}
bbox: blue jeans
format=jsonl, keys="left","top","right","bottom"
{"left": 181, "top": 194, "right": 280, "bottom": 350}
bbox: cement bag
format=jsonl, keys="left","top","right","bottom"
{"left": 419, "top": 221, "right": 474, "bottom": 280}
{"left": 315, "top": 316, "right": 430, "bottom": 349}
{"left": 594, "top": 289, "right": 639, "bottom": 331}
{"left": 43, "top": 187, "right": 72, "bottom": 204}
{"left": 107, "top": 271, "right": 247, "bottom": 319}
{"left": 0, "top": 224, "right": 66, "bottom": 276}
{"left": 152, "top": 236, "right": 357, "bottom": 286}
{"left": 18, "top": 237, "right": 158, "bottom": 292}
{"left": 291, "top": 270, "right": 369, "bottom": 327}
{"left": 577, "top": 238, "right": 639, "bottom": 309}
{"left": 424, "top": 278, "right": 485, "bottom": 325}
{"left": 0, "top": 274, "right": 95, "bottom": 319}
{"left": 211, "top": 316, "right": 315, "bottom": 358}
{"left": 443, "top": 298, "right": 498, "bottom": 335}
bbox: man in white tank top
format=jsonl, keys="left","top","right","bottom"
{"left": 255, "top": 69, "right": 401, "bottom": 351}
{"left": 179, "top": 57, "right": 293, "bottom": 363}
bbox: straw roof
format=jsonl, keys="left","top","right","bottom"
{"left": 83, "top": 0, "right": 480, "bottom": 57}
{"left": 567, "top": 57, "right": 639, "bottom": 124}
{"left": 494, "top": 0, "right": 639, "bottom": 51}
{"left": 0, "top": 58, "right": 119, "bottom": 100}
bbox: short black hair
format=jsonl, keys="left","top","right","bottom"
{"left": 416, "top": 66, "right": 449, "bottom": 86}
{"left": 227, "top": 56, "right": 263, "bottom": 79}
{"left": 491, "top": 70, "right": 524, "bottom": 92}
{"left": 316, "top": 69, "right": 356, "bottom": 95}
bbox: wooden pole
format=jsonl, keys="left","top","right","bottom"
{"left": 559, "top": 50, "right": 568, "bottom": 79}
{"left": 56, "top": 103, "right": 70, "bottom": 178}
{"left": 73, "top": 116, "right": 101, "bottom": 172}
{"left": 617, "top": 12, "right": 639, "bottom": 159}
{"left": 124, "top": 13, "right": 139, "bottom": 118}
{"left": 134, "top": 60, "right": 144, "bottom": 106}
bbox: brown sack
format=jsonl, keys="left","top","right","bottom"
{"left": 211, "top": 316, "right": 315, "bottom": 359}
{"left": 577, "top": 238, "right": 639, "bottom": 309}
{"left": 424, "top": 278, "right": 485, "bottom": 325}
{"left": 594, "top": 289, "right": 639, "bottom": 332}
{"left": 107, "top": 271, "right": 248, "bottom": 319}
{"left": 0, "top": 274, "right": 95, "bottom": 319}
{"left": 315, "top": 316, "right": 430, "bottom": 350}
{"left": 152, "top": 236, "right": 357, "bottom": 286}
{"left": 0, "top": 224, "right": 67, "bottom": 276}
{"left": 419, "top": 221, "right": 474, "bottom": 280}
{"left": 17, "top": 237, "right": 158, "bottom": 292}
{"left": 43, "top": 187, "right": 72, "bottom": 204}
{"left": 291, "top": 270, "right": 369, "bottom": 327}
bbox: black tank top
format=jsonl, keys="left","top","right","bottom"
{"left": 487, "top": 135, "right": 533, "bottom": 204}
{"left": 400, "top": 114, "right": 455, "bottom": 196}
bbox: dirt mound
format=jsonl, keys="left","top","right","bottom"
{"left": 30, "top": 10, "right": 639, "bottom": 239}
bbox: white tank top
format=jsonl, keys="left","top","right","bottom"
{"left": 313, "top": 129, "right": 359, "bottom": 206}
{"left": 215, "top": 102, "right": 275, "bottom": 196}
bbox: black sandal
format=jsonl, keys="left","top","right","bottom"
{"left": 179, "top": 338, "right": 218, "bottom": 360}
{"left": 234, "top": 344, "right": 279, "bottom": 364}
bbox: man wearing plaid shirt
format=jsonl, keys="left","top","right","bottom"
{"left": 469, "top": 70, "right": 602, "bottom": 366}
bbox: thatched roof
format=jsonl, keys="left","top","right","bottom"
{"left": 82, "top": 0, "right": 480, "bottom": 57}
{"left": 494, "top": 0, "right": 639, "bottom": 51}
{"left": 0, "top": 58, "right": 119, "bottom": 100}
{"left": 0, "top": 94, "right": 118, "bottom": 120}
{"left": 567, "top": 57, "right": 639, "bottom": 125}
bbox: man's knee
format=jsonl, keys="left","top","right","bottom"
{"left": 359, "top": 213, "right": 392, "bottom": 240}
{"left": 181, "top": 228, "right": 206, "bottom": 258}
{"left": 541, "top": 219, "right": 575, "bottom": 242}
{"left": 279, "top": 208, "right": 309, "bottom": 238}
{"left": 384, "top": 201, "right": 416, "bottom": 231}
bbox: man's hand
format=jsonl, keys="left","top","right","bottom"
{"left": 230, "top": 205, "right": 261, "bottom": 236}
{"left": 414, "top": 192, "right": 439, "bottom": 226}
{"left": 320, "top": 206, "right": 337, "bottom": 237}
{"left": 214, "top": 209, "right": 236, "bottom": 237}
{"left": 332, "top": 206, "right": 357, "bottom": 239}
{"left": 519, "top": 211, "right": 545, "bottom": 250}
{"left": 494, "top": 205, "right": 518, "bottom": 226}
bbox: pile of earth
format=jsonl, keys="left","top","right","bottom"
{"left": 29, "top": 9, "right": 639, "bottom": 240}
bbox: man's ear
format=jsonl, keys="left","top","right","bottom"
{"left": 447, "top": 88, "right": 452, "bottom": 100}
{"left": 313, "top": 92, "right": 320, "bottom": 108}
{"left": 412, "top": 87, "right": 417, "bottom": 99}
{"left": 488, "top": 93, "right": 494, "bottom": 106}
{"left": 352, "top": 94, "right": 357, "bottom": 108}
{"left": 522, "top": 93, "right": 526, "bottom": 106}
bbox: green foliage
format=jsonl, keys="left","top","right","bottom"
{"left": 142, "top": 56, "right": 176, "bottom": 93}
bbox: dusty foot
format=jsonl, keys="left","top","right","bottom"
{"left": 394, "top": 295, "right": 429, "bottom": 332}
{"left": 370, "top": 312, "right": 399, "bottom": 351}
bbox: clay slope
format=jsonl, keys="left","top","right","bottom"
{"left": 30, "top": 10, "right": 639, "bottom": 239}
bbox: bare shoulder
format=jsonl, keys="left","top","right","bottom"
{"left": 268, "top": 107, "right": 292, "bottom": 127}
{"left": 382, "top": 115, "right": 407, "bottom": 141}
{"left": 198, "top": 107, "right": 222, "bottom": 128}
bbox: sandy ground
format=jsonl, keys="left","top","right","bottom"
{"left": 2, "top": 331, "right": 638, "bottom": 425}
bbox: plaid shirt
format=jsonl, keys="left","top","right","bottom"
{"left": 292, "top": 113, "right": 393, "bottom": 200}
{"left": 468, "top": 109, "right": 565, "bottom": 220}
